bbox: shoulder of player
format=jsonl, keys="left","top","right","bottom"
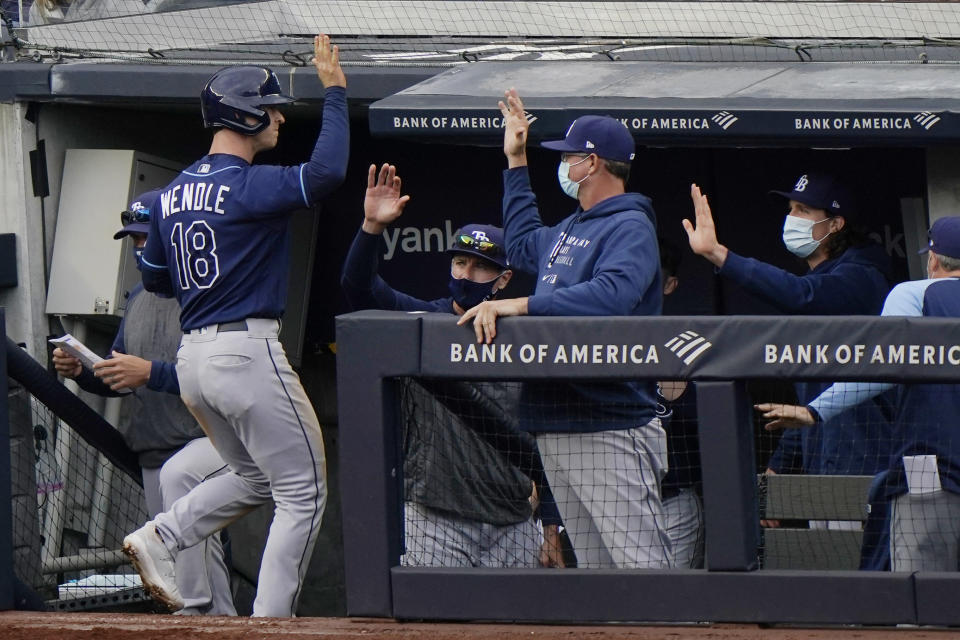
{"left": 881, "top": 279, "right": 935, "bottom": 316}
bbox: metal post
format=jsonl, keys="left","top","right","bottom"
{"left": 0, "top": 308, "right": 14, "bottom": 609}
{"left": 697, "top": 381, "right": 760, "bottom": 571}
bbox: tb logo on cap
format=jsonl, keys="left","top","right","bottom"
{"left": 794, "top": 175, "right": 809, "bottom": 192}
{"left": 472, "top": 230, "right": 490, "bottom": 242}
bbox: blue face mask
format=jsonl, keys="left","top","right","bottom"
{"left": 782, "top": 215, "right": 832, "bottom": 258}
{"left": 557, "top": 156, "right": 591, "bottom": 200}
{"left": 448, "top": 276, "right": 501, "bottom": 310}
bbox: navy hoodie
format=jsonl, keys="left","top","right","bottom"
{"left": 722, "top": 242, "right": 895, "bottom": 476}
{"left": 502, "top": 167, "right": 661, "bottom": 433}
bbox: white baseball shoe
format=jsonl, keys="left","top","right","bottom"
{"left": 122, "top": 521, "right": 183, "bottom": 612}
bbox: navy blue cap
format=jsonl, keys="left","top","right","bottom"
{"left": 114, "top": 189, "right": 162, "bottom": 239}
{"left": 770, "top": 173, "right": 853, "bottom": 218}
{"left": 542, "top": 115, "right": 636, "bottom": 163}
{"left": 919, "top": 216, "right": 960, "bottom": 260}
{"left": 447, "top": 224, "right": 508, "bottom": 269}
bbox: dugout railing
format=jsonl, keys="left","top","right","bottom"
{"left": 336, "top": 310, "right": 960, "bottom": 626}
{"left": 1, "top": 308, "right": 150, "bottom": 612}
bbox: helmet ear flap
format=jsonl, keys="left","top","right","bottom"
{"left": 200, "top": 66, "right": 291, "bottom": 136}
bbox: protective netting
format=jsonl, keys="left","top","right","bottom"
{"left": 398, "top": 374, "right": 959, "bottom": 572}
{"left": 4, "top": 1, "right": 960, "bottom": 66}
{"left": 7, "top": 380, "right": 148, "bottom": 608}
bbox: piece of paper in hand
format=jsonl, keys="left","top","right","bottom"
{"left": 49, "top": 334, "right": 104, "bottom": 370}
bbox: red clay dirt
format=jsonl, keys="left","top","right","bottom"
{"left": 0, "top": 613, "right": 956, "bottom": 640}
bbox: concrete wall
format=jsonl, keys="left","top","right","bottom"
{"left": 0, "top": 103, "right": 48, "bottom": 360}
{"left": 926, "top": 147, "right": 960, "bottom": 224}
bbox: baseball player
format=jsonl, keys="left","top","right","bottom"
{"left": 460, "top": 90, "right": 672, "bottom": 569}
{"left": 122, "top": 35, "right": 348, "bottom": 617}
{"left": 757, "top": 216, "right": 960, "bottom": 572}
{"left": 52, "top": 192, "right": 235, "bottom": 615}
{"left": 342, "top": 163, "right": 565, "bottom": 568}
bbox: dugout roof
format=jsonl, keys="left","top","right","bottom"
{"left": 368, "top": 60, "right": 960, "bottom": 146}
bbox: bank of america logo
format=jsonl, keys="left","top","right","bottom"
{"left": 664, "top": 331, "right": 713, "bottom": 365}
{"left": 524, "top": 111, "right": 538, "bottom": 124}
{"left": 914, "top": 112, "right": 941, "bottom": 130}
{"left": 711, "top": 111, "right": 738, "bottom": 130}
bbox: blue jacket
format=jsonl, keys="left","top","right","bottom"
{"left": 722, "top": 243, "right": 895, "bottom": 476}
{"left": 503, "top": 167, "right": 661, "bottom": 433}
{"left": 340, "top": 226, "right": 562, "bottom": 527}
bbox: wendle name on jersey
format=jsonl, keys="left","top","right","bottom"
{"left": 160, "top": 182, "right": 232, "bottom": 219}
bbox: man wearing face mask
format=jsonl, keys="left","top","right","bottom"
{"left": 461, "top": 93, "right": 671, "bottom": 569}
{"left": 685, "top": 173, "right": 895, "bottom": 568}
{"left": 341, "top": 163, "right": 566, "bottom": 569}
{"left": 51, "top": 191, "right": 236, "bottom": 615}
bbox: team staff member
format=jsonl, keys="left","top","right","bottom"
{"left": 342, "top": 163, "right": 564, "bottom": 568}
{"left": 123, "top": 35, "right": 348, "bottom": 617}
{"left": 757, "top": 216, "right": 960, "bottom": 571}
{"left": 685, "top": 175, "right": 893, "bottom": 520}
{"left": 461, "top": 91, "right": 672, "bottom": 569}
{"left": 53, "top": 192, "right": 234, "bottom": 616}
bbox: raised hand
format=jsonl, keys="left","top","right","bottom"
{"left": 498, "top": 88, "right": 529, "bottom": 167}
{"left": 683, "top": 184, "right": 728, "bottom": 267}
{"left": 362, "top": 163, "right": 410, "bottom": 234}
{"left": 313, "top": 34, "right": 346, "bottom": 89}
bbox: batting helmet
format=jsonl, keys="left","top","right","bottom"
{"left": 200, "top": 66, "right": 294, "bottom": 136}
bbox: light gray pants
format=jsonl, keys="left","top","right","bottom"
{"left": 536, "top": 420, "right": 673, "bottom": 569}
{"left": 663, "top": 488, "right": 705, "bottom": 569}
{"left": 157, "top": 437, "right": 235, "bottom": 615}
{"left": 154, "top": 319, "right": 327, "bottom": 617}
{"left": 401, "top": 501, "right": 540, "bottom": 568}
{"left": 891, "top": 490, "right": 960, "bottom": 572}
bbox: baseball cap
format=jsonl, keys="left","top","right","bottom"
{"left": 113, "top": 189, "right": 162, "bottom": 240}
{"left": 919, "top": 216, "right": 960, "bottom": 259}
{"left": 447, "top": 224, "right": 509, "bottom": 270}
{"left": 542, "top": 115, "right": 636, "bottom": 163}
{"left": 770, "top": 173, "right": 852, "bottom": 218}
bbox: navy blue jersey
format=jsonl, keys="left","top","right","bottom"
{"left": 141, "top": 87, "right": 348, "bottom": 330}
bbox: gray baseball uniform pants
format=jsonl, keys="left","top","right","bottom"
{"left": 536, "top": 419, "right": 674, "bottom": 569}
{"left": 157, "top": 437, "right": 235, "bottom": 615}
{"left": 401, "top": 501, "right": 540, "bottom": 568}
{"left": 153, "top": 319, "right": 327, "bottom": 617}
{"left": 662, "top": 488, "right": 705, "bottom": 569}
{"left": 891, "top": 490, "right": 960, "bottom": 571}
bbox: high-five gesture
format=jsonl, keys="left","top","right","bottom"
{"left": 683, "top": 183, "right": 729, "bottom": 267}
{"left": 313, "top": 34, "right": 346, "bottom": 89}
{"left": 498, "top": 88, "right": 529, "bottom": 168}
{"left": 363, "top": 163, "right": 410, "bottom": 234}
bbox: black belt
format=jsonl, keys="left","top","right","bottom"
{"left": 217, "top": 320, "right": 248, "bottom": 332}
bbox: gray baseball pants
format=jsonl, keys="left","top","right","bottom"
{"left": 157, "top": 437, "right": 235, "bottom": 615}
{"left": 401, "top": 501, "right": 540, "bottom": 568}
{"left": 153, "top": 319, "right": 327, "bottom": 617}
{"left": 536, "top": 419, "right": 674, "bottom": 569}
{"left": 662, "top": 488, "right": 705, "bottom": 569}
{"left": 891, "top": 489, "right": 960, "bottom": 571}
